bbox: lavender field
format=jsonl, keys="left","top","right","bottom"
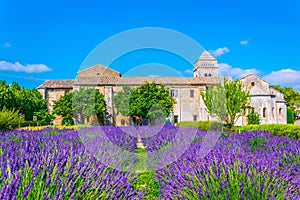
{"left": 0, "top": 126, "right": 299, "bottom": 199}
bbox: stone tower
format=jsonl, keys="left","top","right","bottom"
{"left": 194, "top": 51, "right": 219, "bottom": 78}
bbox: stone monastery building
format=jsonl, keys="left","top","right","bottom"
{"left": 38, "top": 51, "right": 287, "bottom": 125}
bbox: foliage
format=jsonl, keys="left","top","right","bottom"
{"left": 247, "top": 109, "right": 260, "bottom": 125}
{"left": 235, "top": 124, "right": 300, "bottom": 139}
{"left": 0, "top": 80, "right": 48, "bottom": 121}
{"left": 247, "top": 136, "right": 267, "bottom": 152}
{"left": 53, "top": 88, "right": 106, "bottom": 124}
{"left": 287, "top": 109, "right": 294, "bottom": 124}
{"left": 128, "top": 82, "right": 176, "bottom": 125}
{"left": 177, "top": 121, "right": 224, "bottom": 131}
{"left": 113, "top": 86, "right": 133, "bottom": 116}
{"left": 20, "top": 121, "right": 49, "bottom": 127}
{"left": 72, "top": 87, "right": 106, "bottom": 124}
{"left": 0, "top": 80, "right": 15, "bottom": 109}
{"left": 34, "top": 109, "right": 55, "bottom": 124}
{"left": 0, "top": 107, "right": 23, "bottom": 130}
{"left": 271, "top": 85, "right": 300, "bottom": 114}
{"left": 52, "top": 92, "right": 73, "bottom": 117}
{"left": 201, "top": 78, "right": 250, "bottom": 126}
{"left": 133, "top": 171, "right": 160, "bottom": 200}
{"left": 61, "top": 116, "right": 74, "bottom": 126}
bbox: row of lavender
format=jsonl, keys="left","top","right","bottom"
{"left": 141, "top": 127, "right": 300, "bottom": 199}
{"left": 0, "top": 127, "right": 144, "bottom": 199}
{"left": 1, "top": 126, "right": 299, "bottom": 199}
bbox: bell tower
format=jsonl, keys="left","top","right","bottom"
{"left": 194, "top": 51, "right": 219, "bottom": 78}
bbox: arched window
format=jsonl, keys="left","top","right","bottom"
{"left": 121, "top": 119, "right": 125, "bottom": 126}
{"left": 251, "top": 82, "right": 255, "bottom": 86}
{"left": 205, "top": 73, "right": 208, "bottom": 77}
{"left": 263, "top": 108, "right": 267, "bottom": 118}
{"left": 279, "top": 108, "right": 283, "bottom": 118}
{"left": 208, "top": 73, "right": 212, "bottom": 77}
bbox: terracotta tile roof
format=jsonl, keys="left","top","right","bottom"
{"left": 38, "top": 80, "right": 74, "bottom": 89}
{"left": 77, "top": 64, "right": 121, "bottom": 77}
{"left": 74, "top": 76, "right": 218, "bottom": 86}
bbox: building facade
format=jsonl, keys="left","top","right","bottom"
{"left": 38, "top": 51, "right": 287, "bottom": 125}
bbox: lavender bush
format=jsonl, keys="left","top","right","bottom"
{"left": 0, "top": 127, "right": 143, "bottom": 199}
{"left": 153, "top": 130, "right": 300, "bottom": 199}
{"left": 0, "top": 126, "right": 299, "bottom": 199}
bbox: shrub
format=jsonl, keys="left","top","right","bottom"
{"left": 34, "top": 109, "right": 55, "bottom": 124}
{"left": 247, "top": 109, "right": 260, "bottom": 125}
{"left": 62, "top": 116, "right": 74, "bottom": 126}
{"left": 287, "top": 109, "right": 294, "bottom": 124}
{"left": 0, "top": 107, "right": 22, "bottom": 130}
{"left": 236, "top": 124, "right": 300, "bottom": 139}
{"left": 177, "top": 121, "right": 225, "bottom": 131}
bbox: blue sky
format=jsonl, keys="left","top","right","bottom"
{"left": 0, "top": 0, "right": 299, "bottom": 90}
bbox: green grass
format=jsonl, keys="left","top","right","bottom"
{"left": 132, "top": 147, "right": 161, "bottom": 200}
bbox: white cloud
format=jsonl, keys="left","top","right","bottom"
{"left": 148, "top": 74, "right": 160, "bottom": 77}
{"left": 218, "top": 63, "right": 259, "bottom": 78}
{"left": 0, "top": 61, "right": 52, "bottom": 73}
{"left": 209, "top": 47, "right": 230, "bottom": 57}
{"left": 3, "top": 42, "right": 11, "bottom": 48}
{"left": 184, "top": 69, "right": 193, "bottom": 74}
{"left": 263, "top": 68, "right": 300, "bottom": 86}
{"left": 240, "top": 40, "right": 248, "bottom": 45}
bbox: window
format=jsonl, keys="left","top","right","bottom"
{"left": 263, "top": 108, "right": 267, "bottom": 118}
{"left": 251, "top": 82, "right": 255, "bottom": 86}
{"left": 279, "top": 108, "right": 283, "bottom": 118}
{"left": 65, "top": 89, "right": 70, "bottom": 94}
{"left": 205, "top": 73, "right": 208, "bottom": 77}
{"left": 174, "top": 115, "right": 179, "bottom": 124}
{"left": 193, "top": 115, "right": 197, "bottom": 121}
{"left": 190, "top": 90, "right": 194, "bottom": 97}
{"left": 171, "top": 89, "right": 178, "bottom": 97}
{"left": 121, "top": 119, "right": 125, "bottom": 126}
{"left": 208, "top": 73, "right": 212, "bottom": 77}
{"left": 272, "top": 107, "right": 275, "bottom": 119}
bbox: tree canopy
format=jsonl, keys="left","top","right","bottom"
{"left": 0, "top": 80, "right": 48, "bottom": 121}
{"left": 114, "top": 82, "right": 176, "bottom": 125}
{"left": 271, "top": 85, "right": 300, "bottom": 114}
{"left": 113, "top": 86, "right": 133, "bottom": 117}
{"left": 53, "top": 92, "right": 73, "bottom": 117}
{"left": 201, "top": 78, "right": 250, "bottom": 126}
{"left": 53, "top": 87, "right": 106, "bottom": 124}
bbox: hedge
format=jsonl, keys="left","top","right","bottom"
{"left": 177, "top": 121, "right": 300, "bottom": 139}
{"left": 234, "top": 124, "right": 300, "bottom": 139}
{"left": 177, "top": 121, "right": 224, "bottom": 131}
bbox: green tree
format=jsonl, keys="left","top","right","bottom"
{"left": 22, "top": 88, "right": 47, "bottom": 121}
{"left": 0, "top": 80, "right": 14, "bottom": 109}
{"left": 0, "top": 80, "right": 48, "bottom": 121}
{"left": 34, "top": 109, "right": 55, "bottom": 124}
{"left": 287, "top": 109, "right": 294, "bottom": 124}
{"left": 53, "top": 92, "right": 73, "bottom": 117}
{"left": 113, "top": 86, "right": 133, "bottom": 116}
{"left": 247, "top": 109, "right": 260, "bottom": 125}
{"left": 271, "top": 85, "right": 300, "bottom": 114}
{"left": 201, "top": 78, "right": 250, "bottom": 126}
{"left": 72, "top": 87, "right": 106, "bottom": 124}
{"left": 128, "top": 82, "right": 176, "bottom": 125}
